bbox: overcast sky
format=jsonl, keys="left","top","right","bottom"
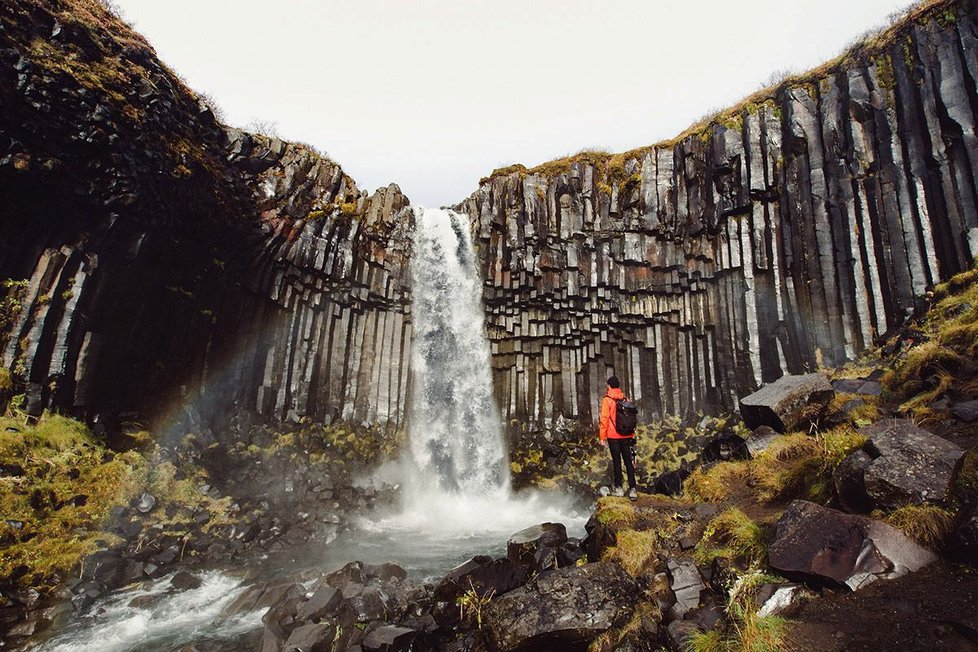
{"left": 113, "top": 0, "right": 917, "bottom": 206}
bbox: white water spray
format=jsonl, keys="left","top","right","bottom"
{"left": 405, "top": 207, "right": 509, "bottom": 499}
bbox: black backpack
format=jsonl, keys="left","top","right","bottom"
{"left": 615, "top": 399, "right": 638, "bottom": 436}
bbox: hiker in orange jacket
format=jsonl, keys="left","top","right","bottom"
{"left": 599, "top": 375, "right": 638, "bottom": 500}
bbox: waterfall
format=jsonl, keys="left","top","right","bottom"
{"left": 407, "top": 207, "right": 509, "bottom": 497}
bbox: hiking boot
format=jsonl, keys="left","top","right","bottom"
{"left": 627, "top": 487, "right": 638, "bottom": 501}
{"left": 612, "top": 486, "right": 624, "bottom": 497}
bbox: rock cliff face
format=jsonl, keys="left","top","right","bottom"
{"left": 457, "top": 0, "right": 978, "bottom": 431}
{"left": 0, "top": 0, "right": 412, "bottom": 433}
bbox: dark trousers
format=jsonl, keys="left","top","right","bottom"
{"left": 608, "top": 438, "right": 636, "bottom": 488}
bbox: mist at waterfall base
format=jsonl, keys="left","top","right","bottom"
{"left": 34, "top": 209, "right": 586, "bottom": 651}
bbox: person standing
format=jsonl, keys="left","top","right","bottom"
{"left": 599, "top": 375, "right": 638, "bottom": 500}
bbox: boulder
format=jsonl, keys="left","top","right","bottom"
{"left": 860, "top": 419, "right": 965, "bottom": 508}
{"left": 170, "top": 571, "right": 202, "bottom": 591}
{"left": 362, "top": 625, "right": 417, "bottom": 651}
{"left": 432, "top": 556, "right": 528, "bottom": 628}
{"left": 282, "top": 623, "right": 335, "bottom": 652}
{"left": 952, "top": 399, "right": 978, "bottom": 422}
{"left": 325, "top": 561, "right": 367, "bottom": 589}
{"left": 482, "top": 562, "right": 637, "bottom": 652}
{"left": 745, "top": 425, "right": 781, "bottom": 458}
{"left": 666, "top": 558, "right": 705, "bottom": 616}
{"left": 833, "top": 450, "right": 874, "bottom": 513}
{"left": 738, "top": 373, "right": 834, "bottom": 432}
{"left": 296, "top": 585, "right": 341, "bottom": 622}
{"left": 768, "top": 500, "right": 937, "bottom": 590}
{"left": 364, "top": 563, "right": 407, "bottom": 583}
{"left": 507, "top": 522, "right": 568, "bottom": 568}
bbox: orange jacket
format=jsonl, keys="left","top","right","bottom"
{"left": 599, "top": 387, "right": 632, "bottom": 440}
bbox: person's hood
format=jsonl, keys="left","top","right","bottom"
{"left": 606, "top": 387, "right": 625, "bottom": 400}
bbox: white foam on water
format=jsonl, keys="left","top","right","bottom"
{"left": 37, "top": 571, "right": 261, "bottom": 652}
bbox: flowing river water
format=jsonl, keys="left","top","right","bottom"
{"left": 34, "top": 208, "right": 587, "bottom": 651}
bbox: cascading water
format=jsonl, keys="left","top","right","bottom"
{"left": 406, "top": 207, "right": 509, "bottom": 497}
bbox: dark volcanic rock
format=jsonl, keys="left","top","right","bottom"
{"left": 507, "top": 522, "right": 568, "bottom": 568}
{"left": 745, "top": 425, "right": 781, "bottom": 458}
{"left": 362, "top": 625, "right": 417, "bottom": 651}
{"left": 667, "top": 558, "right": 706, "bottom": 616}
{"left": 482, "top": 561, "right": 636, "bottom": 652}
{"left": 860, "top": 419, "right": 965, "bottom": 508}
{"left": 282, "top": 622, "right": 335, "bottom": 652}
{"left": 432, "top": 556, "right": 529, "bottom": 629}
{"left": 170, "top": 571, "right": 202, "bottom": 591}
{"left": 295, "top": 585, "right": 341, "bottom": 622}
{"left": 947, "top": 503, "right": 978, "bottom": 566}
{"left": 739, "top": 373, "right": 834, "bottom": 432}
{"left": 769, "top": 500, "right": 937, "bottom": 590}
{"left": 833, "top": 450, "right": 874, "bottom": 514}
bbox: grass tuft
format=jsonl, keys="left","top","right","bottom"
{"left": 683, "top": 461, "right": 750, "bottom": 503}
{"left": 602, "top": 528, "right": 660, "bottom": 577}
{"left": 884, "top": 505, "right": 955, "bottom": 549}
{"left": 694, "top": 508, "right": 768, "bottom": 568}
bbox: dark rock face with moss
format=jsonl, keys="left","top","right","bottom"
{"left": 456, "top": 0, "right": 978, "bottom": 432}
{"left": 0, "top": 0, "right": 413, "bottom": 433}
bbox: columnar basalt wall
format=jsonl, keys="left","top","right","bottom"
{"left": 457, "top": 0, "right": 978, "bottom": 432}
{"left": 0, "top": 0, "right": 413, "bottom": 434}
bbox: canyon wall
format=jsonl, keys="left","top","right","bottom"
{"left": 457, "top": 0, "right": 978, "bottom": 431}
{"left": 0, "top": 0, "right": 413, "bottom": 434}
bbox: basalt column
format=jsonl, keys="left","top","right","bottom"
{"left": 457, "top": 0, "right": 978, "bottom": 435}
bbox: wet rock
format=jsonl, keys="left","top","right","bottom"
{"left": 224, "top": 581, "right": 304, "bottom": 617}
{"left": 325, "top": 561, "right": 367, "bottom": 589}
{"left": 282, "top": 622, "right": 335, "bottom": 651}
{"left": 507, "top": 522, "right": 568, "bottom": 568}
{"left": 768, "top": 500, "right": 938, "bottom": 590}
{"left": 860, "top": 419, "right": 965, "bottom": 508}
{"left": 431, "top": 555, "right": 528, "bottom": 629}
{"left": 745, "top": 425, "right": 781, "bottom": 458}
{"left": 170, "top": 571, "right": 202, "bottom": 591}
{"left": 739, "top": 373, "right": 834, "bottom": 432}
{"left": 833, "top": 449, "right": 874, "bottom": 514}
{"left": 482, "top": 562, "right": 636, "bottom": 652}
{"left": 362, "top": 625, "right": 417, "bottom": 651}
{"left": 296, "top": 585, "right": 341, "bottom": 622}
{"left": 364, "top": 563, "right": 407, "bottom": 583}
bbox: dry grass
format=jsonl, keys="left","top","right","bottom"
{"left": 694, "top": 508, "right": 768, "bottom": 568}
{"left": 884, "top": 264, "right": 978, "bottom": 416}
{"left": 883, "top": 505, "right": 955, "bottom": 549}
{"left": 601, "top": 528, "right": 661, "bottom": 577}
{"left": 688, "top": 571, "right": 792, "bottom": 652}
{"left": 684, "top": 461, "right": 750, "bottom": 503}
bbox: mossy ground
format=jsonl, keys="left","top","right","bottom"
{"left": 0, "top": 414, "right": 142, "bottom": 590}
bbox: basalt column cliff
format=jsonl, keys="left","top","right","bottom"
{"left": 458, "top": 0, "right": 978, "bottom": 432}
{"left": 0, "top": 0, "right": 412, "bottom": 433}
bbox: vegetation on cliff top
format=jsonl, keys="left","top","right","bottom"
{"left": 481, "top": 0, "right": 961, "bottom": 186}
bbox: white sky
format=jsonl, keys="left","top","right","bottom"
{"left": 113, "top": 0, "right": 917, "bottom": 206}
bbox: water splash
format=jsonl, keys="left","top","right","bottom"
{"left": 407, "top": 207, "right": 508, "bottom": 497}
{"left": 36, "top": 571, "right": 261, "bottom": 652}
